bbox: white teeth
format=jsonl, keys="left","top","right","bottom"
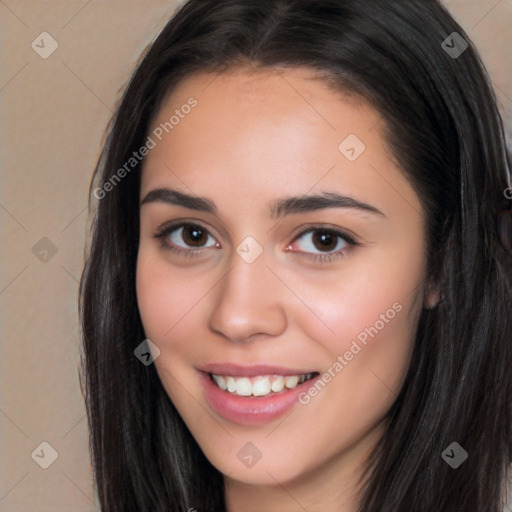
{"left": 212, "top": 374, "right": 227, "bottom": 390}
{"left": 284, "top": 375, "right": 299, "bottom": 388}
{"left": 226, "top": 376, "right": 236, "bottom": 393}
{"left": 252, "top": 376, "right": 271, "bottom": 396}
{"left": 211, "top": 373, "right": 313, "bottom": 397}
{"left": 235, "top": 377, "right": 252, "bottom": 396}
{"left": 271, "top": 375, "right": 284, "bottom": 392}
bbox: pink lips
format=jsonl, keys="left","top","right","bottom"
{"left": 200, "top": 362, "right": 316, "bottom": 377}
{"left": 198, "top": 363, "right": 320, "bottom": 426}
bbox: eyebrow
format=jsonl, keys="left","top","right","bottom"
{"left": 141, "top": 188, "right": 216, "bottom": 213}
{"left": 140, "top": 187, "right": 386, "bottom": 219}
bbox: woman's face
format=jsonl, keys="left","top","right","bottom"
{"left": 136, "top": 66, "right": 433, "bottom": 503}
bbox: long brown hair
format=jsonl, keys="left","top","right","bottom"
{"left": 79, "top": 1, "right": 512, "bottom": 510}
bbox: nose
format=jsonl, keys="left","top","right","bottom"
{"left": 208, "top": 250, "right": 288, "bottom": 343}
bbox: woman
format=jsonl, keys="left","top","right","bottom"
{"left": 79, "top": 1, "right": 512, "bottom": 510}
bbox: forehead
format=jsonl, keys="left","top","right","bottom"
{"left": 152, "top": 65, "right": 368, "bottom": 129}
{"left": 139, "top": 66, "right": 421, "bottom": 220}
{"left": 142, "top": 66, "right": 380, "bottom": 175}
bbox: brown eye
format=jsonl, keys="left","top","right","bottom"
{"left": 154, "top": 222, "right": 218, "bottom": 254}
{"left": 181, "top": 224, "right": 209, "bottom": 247}
{"left": 310, "top": 230, "right": 338, "bottom": 252}
{"left": 294, "top": 228, "right": 349, "bottom": 254}
{"left": 287, "top": 226, "right": 359, "bottom": 265}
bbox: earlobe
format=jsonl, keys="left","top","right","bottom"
{"left": 424, "top": 281, "right": 442, "bottom": 309}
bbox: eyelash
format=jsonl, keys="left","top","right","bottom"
{"left": 153, "top": 221, "right": 359, "bottom": 264}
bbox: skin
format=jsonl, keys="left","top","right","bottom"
{"left": 136, "top": 66, "right": 437, "bottom": 512}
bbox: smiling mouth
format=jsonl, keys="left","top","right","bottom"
{"left": 208, "top": 372, "right": 319, "bottom": 398}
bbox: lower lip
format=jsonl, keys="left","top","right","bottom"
{"left": 199, "top": 371, "right": 318, "bottom": 426}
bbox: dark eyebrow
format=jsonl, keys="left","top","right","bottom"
{"left": 140, "top": 188, "right": 216, "bottom": 213}
{"left": 269, "top": 191, "right": 386, "bottom": 219}
{"left": 140, "top": 187, "right": 386, "bottom": 218}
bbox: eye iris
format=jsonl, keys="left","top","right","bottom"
{"left": 312, "top": 231, "right": 337, "bottom": 251}
{"left": 183, "top": 225, "right": 207, "bottom": 246}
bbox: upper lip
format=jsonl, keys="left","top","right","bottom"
{"left": 199, "top": 363, "right": 318, "bottom": 377}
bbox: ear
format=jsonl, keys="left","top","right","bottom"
{"left": 424, "top": 279, "right": 442, "bottom": 309}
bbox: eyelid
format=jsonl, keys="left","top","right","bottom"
{"left": 290, "top": 224, "right": 359, "bottom": 247}
{"left": 294, "top": 224, "right": 356, "bottom": 243}
{"left": 154, "top": 218, "right": 223, "bottom": 243}
{"left": 285, "top": 225, "right": 359, "bottom": 265}
{"left": 153, "top": 220, "right": 361, "bottom": 262}
{"left": 152, "top": 220, "right": 220, "bottom": 259}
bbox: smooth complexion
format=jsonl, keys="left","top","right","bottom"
{"left": 136, "top": 66, "right": 437, "bottom": 512}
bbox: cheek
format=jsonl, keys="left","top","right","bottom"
{"left": 291, "top": 274, "right": 420, "bottom": 454}
{"left": 294, "top": 285, "right": 417, "bottom": 414}
{"left": 135, "top": 253, "right": 205, "bottom": 404}
{"left": 288, "top": 240, "right": 425, "bottom": 415}
{"left": 136, "top": 257, "right": 174, "bottom": 341}
{"left": 136, "top": 251, "right": 208, "bottom": 344}
{"left": 289, "top": 244, "right": 425, "bottom": 363}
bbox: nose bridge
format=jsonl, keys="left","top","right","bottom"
{"left": 208, "top": 244, "right": 288, "bottom": 342}
{"left": 228, "top": 249, "right": 274, "bottom": 301}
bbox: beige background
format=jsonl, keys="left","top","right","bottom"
{"left": 1, "top": 1, "right": 511, "bottom": 510}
